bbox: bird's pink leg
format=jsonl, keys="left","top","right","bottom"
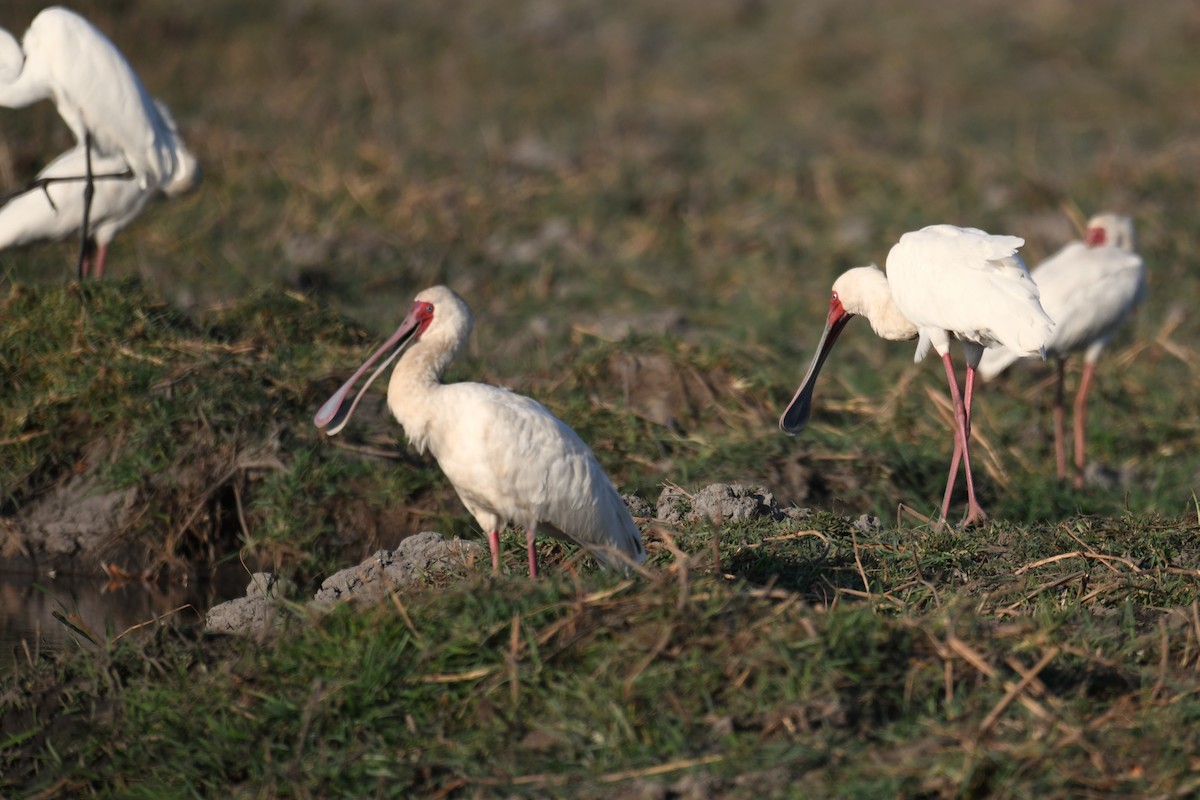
{"left": 939, "top": 359, "right": 981, "bottom": 520}
{"left": 525, "top": 529, "right": 539, "bottom": 579}
{"left": 939, "top": 353, "right": 964, "bottom": 523}
{"left": 939, "top": 353, "right": 986, "bottom": 526}
{"left": 960, "top": 363, "right": 986, "bottom": 525}
{"left": 1053, "top": 359, "right": 1068, "bottom": 482}
{"left": 92, "top": 243, "right": 108, "bottom": 279}
{"left": 1072, "top": 361, "right": 1097, "bottom": 490}
{"left": 940, "top": 430, "right": 963, "bottom": 523}
{"left": 487, "top": 530, "right": 501, "bottom": 575}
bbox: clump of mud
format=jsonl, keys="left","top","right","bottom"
{"left": 206, "top": 532, "right": 485, "bottom": 637}
{"left": 656, "top": 482, "right": 788, "bottom": 524}
{"left": 313, "top": 532, "right": 484, "bottom": 607}
{"left": 204, "top": 573, "right": 285, "bottom": 639}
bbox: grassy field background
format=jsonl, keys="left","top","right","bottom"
{"left": 3, "top": 0, "right": 1200, "bottom": 796}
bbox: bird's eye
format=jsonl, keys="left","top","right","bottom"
{"left": 424, "top": 304, "right": 434, "bottom": 314}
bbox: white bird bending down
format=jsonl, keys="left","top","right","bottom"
{"left": 978, "top": 213, "right": 1145, "bottom": 488}
{"left": 314, "top": 286, "right": 646, "bottom": 577}
{"left": 780, "top": 224, "right": 1053, "bottom": 525}
{"left": 0, "top": 7, "right": 200, "bottom": 277}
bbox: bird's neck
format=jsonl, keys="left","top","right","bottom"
{"left": 851, "top": 274, "right": 919, "bottom": 341}
{"left": 865, "top": 297, "right": 919, "bottom": 342}
{"left": 0, "top": 66, "right": 47, "bottom": 108}
{"left": 385, "top": 340, "right": 455, "bottom": 451}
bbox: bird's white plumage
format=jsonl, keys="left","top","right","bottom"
{"left": 0, "top": 145, "right": 151, "bottom": 252}
{"left": 409, "top": 383, "right": 643, "bottom": 562}
{"left": 0, "top": 7, "right": 195, "bottom": 192}
{"left": 324, "top": 285, "right": 645, "bottom": 572}
{"left": 978, "top": 215, "right": 1145, "bottom": 379}
{"left": 886, "top": 224, "right": 1053, "bottom": 363}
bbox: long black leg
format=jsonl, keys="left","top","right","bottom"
{"left": 0, "top": 168, "right": 134, "bottom": 206}
{"left": 77, "top": 130, "right": 96, "bottom": 280}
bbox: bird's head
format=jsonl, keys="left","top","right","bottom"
{"left": 778, "top": 272, "right": 862, "bottom": 435}
{"left": 313, "top": 285, "right": 470, "bottom": 435}
{"left": 1084, "top": 213, "right": 1136, "bottom": 252}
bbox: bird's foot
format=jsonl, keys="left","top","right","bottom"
{"left": 960, "top": 505, "right": 989, "bottom": 528}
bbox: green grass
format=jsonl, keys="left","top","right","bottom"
{"left": 3, "top": 0, "right": 1200, "bottom": 795}
{"left": 6, "top": 519, "right": 1200, "bottom": 796}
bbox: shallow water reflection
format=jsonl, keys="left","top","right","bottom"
{"left": 0, "top": 561, "right": 247, "bottom": 676}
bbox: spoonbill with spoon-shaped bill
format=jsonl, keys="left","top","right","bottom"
{"left": 314, "top": 286, "right": 646, "bottom": 577}
{"left": 780, "top": 224, "right": 1054, "bottom": 525}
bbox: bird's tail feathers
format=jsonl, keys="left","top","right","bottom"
{"left": 591, "top": 539, "right": 647, "bottom": 573}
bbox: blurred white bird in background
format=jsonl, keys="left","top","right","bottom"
{"left": 0, "top": 6, "right": 199, "bottom": 277}
{"left": 978, "top": 213, "right": 1146, "bottom": 488}
{"left": 781, "top": 224, "right": 1053, "bottom": 525}
{"left": 315, "top": 286, "right": 646, "bottom": 577}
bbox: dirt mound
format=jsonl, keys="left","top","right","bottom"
{"left": 313, "top": 532, "right": 484, "bottom": 606}
{"left": 18, "top": 475, "right": 138, "bottom": 561}
{"left": 656, "top": 482, "right": 786, "bottom": 524}
{"left": 204, "top": 573, "right": 285, "bottom": 639}
{"left": 206, "top": 532, "right": 486, "bottom": 636}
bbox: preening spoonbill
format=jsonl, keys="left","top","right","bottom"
{"left": 978, "top": 213, "right": 1145, "bottom": 488}
{"left": 0, "top": 7, "right": 199, "bottom": 277}
{"left": 780, "top": 224, "right": 1053, "bottom": 525}
{"left": 314, "top": 286, "right": 646, "bottom": 577}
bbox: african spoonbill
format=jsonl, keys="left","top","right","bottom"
{"left": 978, "top": 213, "right": 1145, "bottom": 488}
{"left": 314, "top": 286, "right": 646, "bottom": 577}
{"left": 780, "top": 224, "right": 1053, "bottom": 525}
{"left": 0, "top": 7, "right": 199, "bottom": 277}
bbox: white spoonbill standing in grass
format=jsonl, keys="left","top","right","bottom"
{"left": 978, "top": 213, "right": 1145, "bottom": 489}
{"left": 780, "top": 224, "right": 1054, "bottom": 525}
{"left": 0, "top": 7, "right": 199, "bottom": 277}
{"left": 314, "top": 286, "right": 646, "bottom": 577}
